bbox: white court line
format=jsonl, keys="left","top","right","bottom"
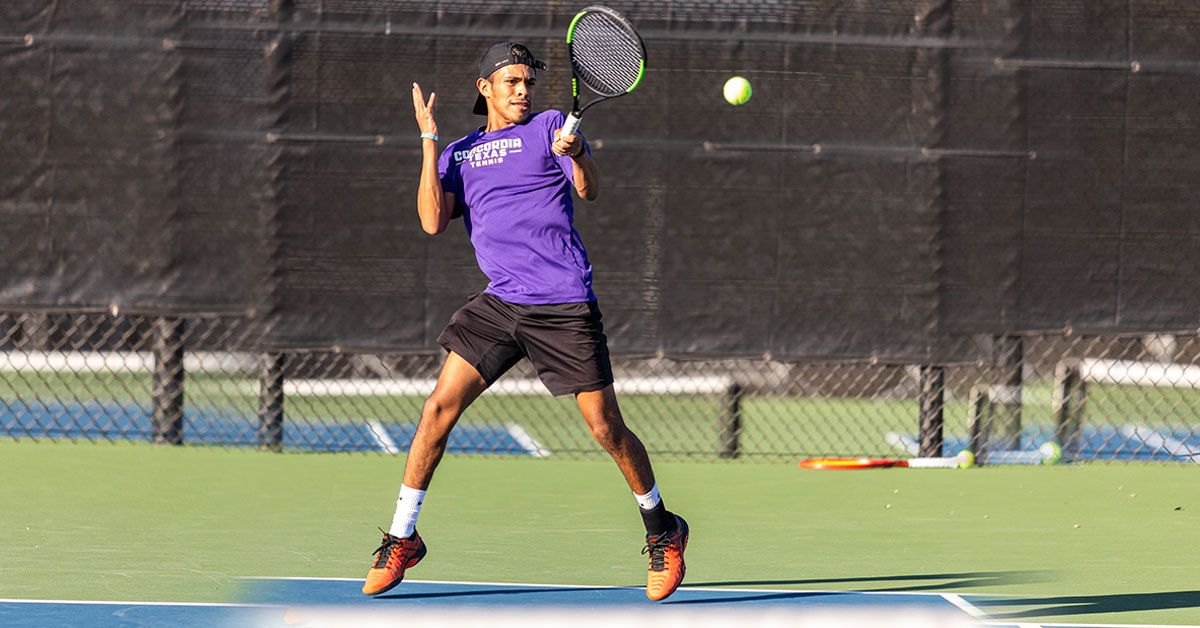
{"left": 948, "top": 590, "right": 1200, "bottom": 628}
{"left": 243, "top": 576, "right": 638, "bottom": 590}
{"left": 943, "top": 593, "right": 990, "bottom": 620}
{"left": 886, "top": 431, "right": 921, "bottom": 455}
{"left": 1119, "top": 424, "right": 1200, "bottom": 462}
{"left": 243, "top": 576, "right": 1005, "bottom": 598}
{"left": 360, "top": 420, "right": 548, "bottom": 457}
{"left": 365, "top": 419, "right": 401, "bottom": 454}
{"left": 504, "top": 422, "right": 552, "bottom": 457}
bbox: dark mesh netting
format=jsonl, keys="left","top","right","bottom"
{"left": 3, "top": 0, "right": 1199, "bottom": 360}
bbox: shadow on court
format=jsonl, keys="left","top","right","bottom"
{"left": 378, "top": 586, "right": 620, "bottom": 601}
{"left": 970, "top": 590, "right": 1200, "bottom": 620}
{"left": 664, "top": 590, "right": 843, "bottom": 605}
{"left": 685, "top": 570, "right": 1055, "bottom": 593}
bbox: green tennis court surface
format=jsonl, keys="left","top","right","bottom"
{"left": 2, "top": 440, "right": 1198, "bottom": 626}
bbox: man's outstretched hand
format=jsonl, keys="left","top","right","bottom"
{"left": 412, "top": 83, "right": 438, "bottom": 139}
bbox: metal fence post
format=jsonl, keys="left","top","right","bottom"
{"left": 152, "top": 316, "right": 186, "bottom": 445}
{"left": 967, "top": 383, "right": 990, "bottom": 461}
{"left": 918, "top": 365, "right": 945, "bottom": 457}
{"left": 718, "top": 382, "right": 742, "bottom": 459}
{"left": 993, "top": 335, "right": 1024, "bottom": 449}
{"left": 258, "top": 352, "right": 285, "bottom": 451}
{"left": 1054, "top": 359, "right": 1084, "bottom": 461}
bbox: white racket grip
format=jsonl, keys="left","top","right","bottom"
{"left": 905, "top": 457, "right": 960, "bottom": 468}
{"left": 562, "top": 112, "right": 582, "bottom": 137}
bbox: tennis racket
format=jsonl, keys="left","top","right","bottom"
{"left": 561, "top": 5, "right": 647, "bottom": 136}
{"left": 798, "top": 456, "right": 963, "bottom": 470}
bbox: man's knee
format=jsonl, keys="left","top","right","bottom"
{"left": 587, "top": 418, "right": 627, "bottom": 451}
{"left": 421, "top": 393, "right": 460, "bottom": 425}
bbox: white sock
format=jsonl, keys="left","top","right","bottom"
{"left": 634, "top": 483, "right": 661, "bottom": 511}
{"left": 388, "top": 484, "right": 426, "bottom": 538}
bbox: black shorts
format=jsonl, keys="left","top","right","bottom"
{"left": 436, "top": 292, "right": 614, "bottom": 396}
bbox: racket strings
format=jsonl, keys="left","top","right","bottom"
{"left": 571, "top": 13, "right": 643, "bottom": 95}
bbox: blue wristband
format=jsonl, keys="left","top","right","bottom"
{"left": 420, "top": 132, "right": 438, "bottom": 141}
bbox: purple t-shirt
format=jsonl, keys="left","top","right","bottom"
{"left": 437, "top": 110, "right": 594, "bottom": 304}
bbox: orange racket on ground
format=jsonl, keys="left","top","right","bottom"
{"left": 798, "top": 454, "right": 968, "bottom": 470}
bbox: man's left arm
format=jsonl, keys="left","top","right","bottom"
{"left": 552, "top": 129, "right": 599, "bottom": 201}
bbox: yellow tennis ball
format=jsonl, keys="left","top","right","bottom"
{"left": 1039, "top": 441, "right": 1062, "bottom": 465}
{"left": 956, "top": 449, "right": 975, "bottom": 468}
{"left": 723, "top": 76, "right": 752, "bottom": 105}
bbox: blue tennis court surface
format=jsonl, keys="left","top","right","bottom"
{"left": 249, "top": 577, "right": 975, "bottom": 609}
{"left": 1, "top": 580, "right": 1176, "bottom": 628}
{"left": 0, "top": 400, "right": 547, "bottom": 455}
{"left": 0, "top": 600, "right": 260, "bottom": 628}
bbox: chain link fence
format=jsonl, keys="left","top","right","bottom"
{"left": 3, "top": 312, "right": 1198, "bottom": 463}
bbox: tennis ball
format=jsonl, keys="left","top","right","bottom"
{"left": 1039, "top": 441, "right": 1063, "bottom": 465}
{"left": 955, "top": 449, "right": 975, "bottom": 469}
{"left": 723, "top": 76, "right": 752, "bottom": 105}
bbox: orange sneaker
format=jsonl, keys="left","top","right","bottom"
{"left": 362, "top": 529, "right": 427, "bottom": 596}
{"left": 643, "top": 515, "right": 688, "bottom": 601}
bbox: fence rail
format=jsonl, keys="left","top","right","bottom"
{"left": 3, "top": 312, "right": 1198, "bottom": 463}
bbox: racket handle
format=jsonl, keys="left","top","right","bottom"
{"left": 562, "top": 112, "right": 582, "bottom": 136}
{"left": 905, "top": 457, "right": 959, "bottom": 468}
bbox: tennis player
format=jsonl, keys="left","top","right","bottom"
{"left": 362, "top": 42, "right": 688, "bottom": 601}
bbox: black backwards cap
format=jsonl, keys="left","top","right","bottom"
{"left": 473, "top": 42, "right": 546, "bottom": 115}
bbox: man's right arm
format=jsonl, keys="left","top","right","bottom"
{"left": 413, "top": 83, "right": 457, "bottom": 235}
{"left": 417, "top": 137, "right": 456, "bottom": 235}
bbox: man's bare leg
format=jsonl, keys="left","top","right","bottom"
{"left": 363, "top": 351, "right": 488, "bottom": 596}
{"left": 575, "top": 385, "right": 656, "bottom": 493}
{"left": 403, "top": 350, "right": 489, "bottom": 490}
{"left": 576, "top": 384, "right": 688, "bottom": 601}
